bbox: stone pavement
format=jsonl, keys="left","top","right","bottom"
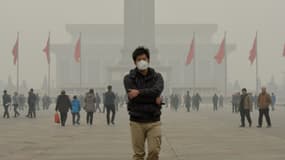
{"left": 0, "top": 105, "right": 284, "bottom": 160}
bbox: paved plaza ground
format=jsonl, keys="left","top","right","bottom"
{"left": 0, "top": 104, "right": 284, "bottom": 160}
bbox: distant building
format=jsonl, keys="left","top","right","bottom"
{"left": 51, "top": 0, "right": 236, "bottom": 96}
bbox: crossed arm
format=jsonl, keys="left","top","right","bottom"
{"left": 123, "top": 74, "right": 164, "bottom": 105}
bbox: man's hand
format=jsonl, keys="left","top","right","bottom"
{"left": 156, "top": 97, "right": 163, "bottom": 105}
{"left": 128, "top": 89, "right": 140, "bottom": 99}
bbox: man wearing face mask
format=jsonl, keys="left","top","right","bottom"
{"left": 124, "top": 47, "right": 164, "bottom": 160}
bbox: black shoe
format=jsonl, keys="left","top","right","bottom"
{"left": 266, "top": 125, "right": 272, "bottom": 128}
{"left": 239, "top": 125, "right": 245, "bottom": 128}
{"left": 256, "top": 125, "right": 262, "bottom": 128}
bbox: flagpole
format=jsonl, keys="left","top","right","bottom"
{"left": 79, "top": 32, "right": 82, "bottom": 90}
{"left": 193, "top": 32, "right": 196, "bottom": 94}
{"left": 256, "top": 31, "right": 259, "bottom": 94}
{"left": 17, "top": 32, "right": 19, "bottom": 93}
{"left": 48, "top": 32, "right": 51, "bottom": 96}
{"left": 224, "top": 32, "right": 227, "bottom": 97}
{"left": 48, "top": 61, "right": 50, "bottom": 96}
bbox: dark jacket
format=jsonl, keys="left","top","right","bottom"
{"left": 28, "top": 92, "right": 37, "bottom": 107}
{"left": 104, "top": 91, "right": 116, "bottom": 106}
{"left": 124, "top": 68, "right": 164, "bottom": 123}
{"left": 212, "top": 95, "right": 218, "bottom": 105}
{"left": 56, "top": 94, "right": 72, "bottom": 113}
{"left": 240, "top": 94, "right": 253, "bottom": 110}
{"left": 2, "top": 93, "right": 11, "bottom": 106}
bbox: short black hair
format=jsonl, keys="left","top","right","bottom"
{"left": 73, "top": 96, "right": 77, "bottom": 99}
{"left": 61, "top": 90, "right": 66, "bottom": 95}
{"left": 242, "top": 88, "right": 247, "bottom": 92}
{"left": 132, "top": 46, "right": 150, "bottom": 61}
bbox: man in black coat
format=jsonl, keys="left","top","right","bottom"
{"left": 184, "top": 91, "right": 191, "bottom": 112}
{"left": 124, "top": 47, "right": 164, "bottom": 160}
{"left": 213, "top": 93, "right": 219, "bottom": 112}
{"left": 55, "top": 90, "right": 71, "bottom": 127}
{"left": 27, "top": 89, "right": 37, "bottom": 118}
{"left": 104, "top": 85, "right": 116, "bottom": 125}
{"left": 2, "top": 90, "right": 11, "bottom": 119}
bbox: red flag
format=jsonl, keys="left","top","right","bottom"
{"left": 214, "top": 36, "right": 225, "bottom": 64}
{"left": 185, "top": 36, "right": 195, "bottom": 65}
{"left": 43, "top": 34, "right": 50, "bottom": 64}
{"left": 283, "top": 44, "right": 285, "bottom": 57}
{"left": 74, "top": 35, "right": 81, "bottom": 63}
{"left": 249, "top": 33, "right": 257, "bottom": 64}
{"left": 12, "top": 33, "right": 19, "bottom": 65}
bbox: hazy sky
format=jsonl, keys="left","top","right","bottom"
{"left": 0, "top": 0, "right": 284, "bottom": 90}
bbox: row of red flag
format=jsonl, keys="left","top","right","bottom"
{"left": 186, "top": 33, "right": 285, "bottom": 66}
{"left": 11, "top": 33, "right": 81, "bottom": 65}
{"left": 10, "top": 33, "right": 285, "bottom": 66}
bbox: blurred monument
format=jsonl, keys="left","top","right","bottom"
{"left": 52, "top": 0, "right": 235, "bottom": 96}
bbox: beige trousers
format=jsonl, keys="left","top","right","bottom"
{"left": 130, "top": 121, "right": 162, "bottom": 160}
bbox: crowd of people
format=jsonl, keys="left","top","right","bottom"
{"left": 2, "top": 89, "right": 51, "bottom": 119}
{"left": 1, "top": 85, "right": 125, "bottom": 127}
{"left": 54, "top": 85, "right": 118, "bottom": 127}
{"left": 1, "top": 86, "right": 278, "bottom": 128}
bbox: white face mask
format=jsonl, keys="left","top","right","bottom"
{"left": 136, "top": 60, "right": 149, "bottom": 70}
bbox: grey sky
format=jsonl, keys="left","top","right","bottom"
{"left": 0, "top": 0, "right": 284, "bottom": 90}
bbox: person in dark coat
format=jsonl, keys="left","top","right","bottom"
{"left": 193, "top": 93, "right": 202, "bottom": 111}
{"left": 184, "top": 91, "right": 191, "bottom": 112}
{"left": 239, "top": 88, "right": 252, "bottom": 128}
{"left": 104, "top": 85, "right": 116, "bottom": 125}
{"left": 2, "top": 90, "right": 11, "bottom": 119}
{"left": 55, "top": 90, "right": 72, "bottom": 127}
{"left": 27, "top": 89, "right": 37, "bottom": 118}
{"left": 212, "top": 94, "right": 219, "bottom": 111}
